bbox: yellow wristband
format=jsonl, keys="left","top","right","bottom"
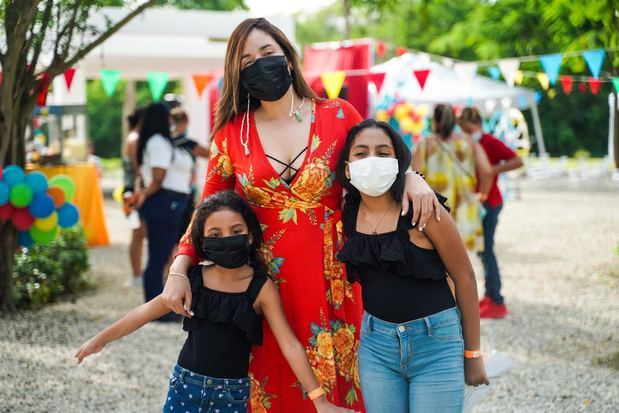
{"left": 464, "top": 350, "right": 482, "bottom": 359}
{"left": 308, "top": 386, "right": 325, "bottom": 401}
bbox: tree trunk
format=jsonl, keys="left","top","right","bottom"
{"left": 0, "top": 222, "right": 17, "bottom": 311}
{"left": 0, "top": 92, "right": 34, "bottom": 311}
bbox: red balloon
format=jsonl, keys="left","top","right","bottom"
{"left": 47, "top": 186, "right": 66, "bottom": 208}
{"left": 13, "top": 208, "right": 35, "bottom": 230}
{"left": 0, "top": 203, "right": 15, "bottom": 221}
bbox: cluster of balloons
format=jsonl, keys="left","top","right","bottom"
{"left": 376, "top": 102, "right": 430, "bottom": 146}
{"left": 0, "top": 165, "right": 80, "bottom": 247}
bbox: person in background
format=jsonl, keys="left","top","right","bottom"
{"left": 87, "top": 140, "right": 103, "bottom": 179}
{"left": 135, "top": 103, "right": 193, "bottom": 317}
{"left": 169, "top": 108, "right": 210, "bottom": 252}
{"left": 123, "top": 108, "right": 146, "bottom": 287}
{"left": 413, "top": 104, "right": 493, "bottom": 252}
{"left": 459, "top": 107, "right": 523, "bottom": 319}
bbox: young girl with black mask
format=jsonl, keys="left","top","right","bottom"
{"left": 75, "top": 191, "right": 357, "bottom": 413}
{"left": 336, "top": 120, "right": 489, "bottom": 413}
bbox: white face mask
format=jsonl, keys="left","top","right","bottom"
{"left": 348, "top": 157, "right": 399, "bottom": 197}
{"left": 472, "top": 130, "right": 482, "bottom": 141}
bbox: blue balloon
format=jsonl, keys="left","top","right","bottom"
{"left": 2, "top": 165, "right": 25, "bottom": 187}
{"left": 25, "top": 171, "right": 48, "bottom": 194}
{"left": 57, "top": 202, "right": 79, "bottom": 228}
{"left": 0, "top": 182, "right": 9, "bottom": 205}
{"left": 28, "top": 193, "right": 55, "bottom": 218}
{"left": 17, "top": 230, "right": 35, "bottom": 248}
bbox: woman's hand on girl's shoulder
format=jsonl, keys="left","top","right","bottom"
{"left": 464, "top": 357, "right": 490, "bottom": 386}
{"left": 401, "top": 171, "right": 443, "bottom": 231}
{"left": 74, "top": 337, "right": 105, "bottom": 364}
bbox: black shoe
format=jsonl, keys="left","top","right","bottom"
{"left": 156, "top": 312, "right": 182, "bottom": 323}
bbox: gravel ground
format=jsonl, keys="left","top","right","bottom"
{"left": 1, "top": 179, "right": 618, "bottom": 413}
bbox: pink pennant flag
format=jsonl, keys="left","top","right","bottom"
{"left": 589, "top": 78, "right": 601, "bottom": 95}
{"left": 63, "top": 67, "right": 76, "bottom": 91}
{"left": 560, "top": 76, "right": 573, "bottom": 95}
{"left": 413, "top": 69, "right": 431, "bottom": 91}
{"left": 369, "top": 72, "right": 386, "bottom": 93}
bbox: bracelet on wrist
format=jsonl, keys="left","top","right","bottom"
{"left": 464, "top": 349, "right": 482, "bottom": 359}
{"left": 308, "top": 386, "right": 325, "bottom": 401}
{"left": 168, "top": 272, "right": 189, "bottom": 281}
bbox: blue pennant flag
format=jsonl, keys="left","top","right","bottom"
{"left": 488, "top": 66, "right": 501, "bottom": 80}
{"left": 581, "top": 49, "right": 606, "bottom": 79}
{"left": 517, "top": 95, "right": 528, "bottom": 109}
{"left": 534, "top": 91, "right": 543, "bottom": 104}
{"left": 540, "top": 53, "right": 563, "bottom": 86}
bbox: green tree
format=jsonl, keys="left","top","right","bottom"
{"left": 0, "top": 0, "right": 160, "bottom": 311}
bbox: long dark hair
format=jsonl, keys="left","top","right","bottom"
{"left": 213, "top": 18, "right": 320, "bottom": 136}
{"left": 191, "top": 191, "right": 265, "bottom": 269}
{"left": 335, "top": 119, "right": 412, "bottom": 204}
{"left": 137, "top": 103, "right": 172, "bottom": 165}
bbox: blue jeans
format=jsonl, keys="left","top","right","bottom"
{"left": 358, "top": 308, "right": 465, "bottom": 413}
{"left": 479, "top": 203, "right": 504, "bottom": 304}
{"left": 139, "top": 189, "right": 188, "bottom": 302}
{"left": 163, "top": 364, "right": 250, "bottom": 413}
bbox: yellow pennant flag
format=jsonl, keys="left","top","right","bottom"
{"left": 514, "top": 70, "right": 524, "bottom": 85}
{"left": 321, "top": 71, "right": 346, "bottom": 99}
{"left": 536, "top": 73, "right": 550, "bottom": 90}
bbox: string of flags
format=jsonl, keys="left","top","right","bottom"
{"left": 27, "top": 45, "right": 618, "bottom": 107}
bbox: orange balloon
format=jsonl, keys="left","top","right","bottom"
{"left": 47, "top": 186, "right": 66, "bottom": 208}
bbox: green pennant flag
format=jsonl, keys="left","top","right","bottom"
{"left": 613, "top": 77, "right": 619, "bottom": 93}
{"left": 147, "top": 71, "right": 169, "bottom": 101}
{"left": 100, "top": 69, "right": 121, "bottom": 97}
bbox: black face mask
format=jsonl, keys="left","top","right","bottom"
{"left": 201, "top": 234, "right": 251, "bottom": 269}
{"left": 240, "top": 55, "right": 293, "bottom": 102}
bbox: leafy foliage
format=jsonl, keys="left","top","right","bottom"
{"left": 12, "top": 226, "right": 91, "bottom": 308}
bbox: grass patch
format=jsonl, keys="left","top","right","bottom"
{"left": 597, "top": 351, "right": 619, "bottom": 371}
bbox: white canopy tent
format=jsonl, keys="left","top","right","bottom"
{"left": 372, "top": 53, "right": 546, "bottom": 154}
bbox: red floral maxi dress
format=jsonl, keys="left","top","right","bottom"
{"left": 176, "top": 98, "right": 365, "bottom": 412}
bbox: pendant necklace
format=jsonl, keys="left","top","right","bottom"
{"left": 289, "top": 95, "right": 306, "bottom": 123}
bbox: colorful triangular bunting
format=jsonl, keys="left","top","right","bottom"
{"left": 100, "top": 69, "right": 121, "bottom": 97}
{"left": 540, "top": 53, "right": 563, "bottom": 86}
{"left": 147, "top": 71, "right": 169, "bottom": 101}
{"left": 63, "top": 68, "right": 76, "bottom": 91}
{"left": 560, "top": 76, "right": 573, "bottom": 95}
{"left": 413, "top": 69, "right": 431, "bottom": 90}
{"left": 321, "top": 71, "right": 346, "bottom": 99}
{"left": 192, "top": 74, "right": 213, "bottom": 97}
{"left": 581, "top": 49, "right": 605, "bottom": 79}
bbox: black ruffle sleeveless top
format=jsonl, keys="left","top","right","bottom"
{"left": 337, "top": 194, "right": 456, "bottom": 323}
{"left": 177, "top": 265, "right": 267, "bottom": 378}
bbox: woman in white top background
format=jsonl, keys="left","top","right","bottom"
{"left": 135, "top": 103, "right": 193, "bottom": 312}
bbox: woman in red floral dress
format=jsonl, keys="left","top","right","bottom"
{"left": 162, "top": 18, "right": 442, "bottom": 413}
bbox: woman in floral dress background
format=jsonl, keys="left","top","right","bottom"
{"left": 162, "top": 18, "right": 442, "bottom": 412}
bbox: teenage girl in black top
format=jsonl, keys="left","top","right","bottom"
{"left": 76, "top": 191, "right": 356, "bottom": 413}
{"left": 335, "top": 120, "right": 489, "bottom": 413}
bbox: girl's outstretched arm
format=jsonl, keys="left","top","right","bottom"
{"left": 75, "top": 295, "right": 170, "bottom": 364}
{"left": 257, "top": 279, "right": 358, "bottom": 413}
{"left": 420, "top": 210, "right": 490, "bottom": 386}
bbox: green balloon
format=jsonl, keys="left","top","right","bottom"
{"left": 30, "top": 226, "right": 57, "bottom": 245}
{"left": 10, "top": 183, "right": 33, "bottom": 207}
{"left": 49, "top": 175, "right": 76, "bottom": 202}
